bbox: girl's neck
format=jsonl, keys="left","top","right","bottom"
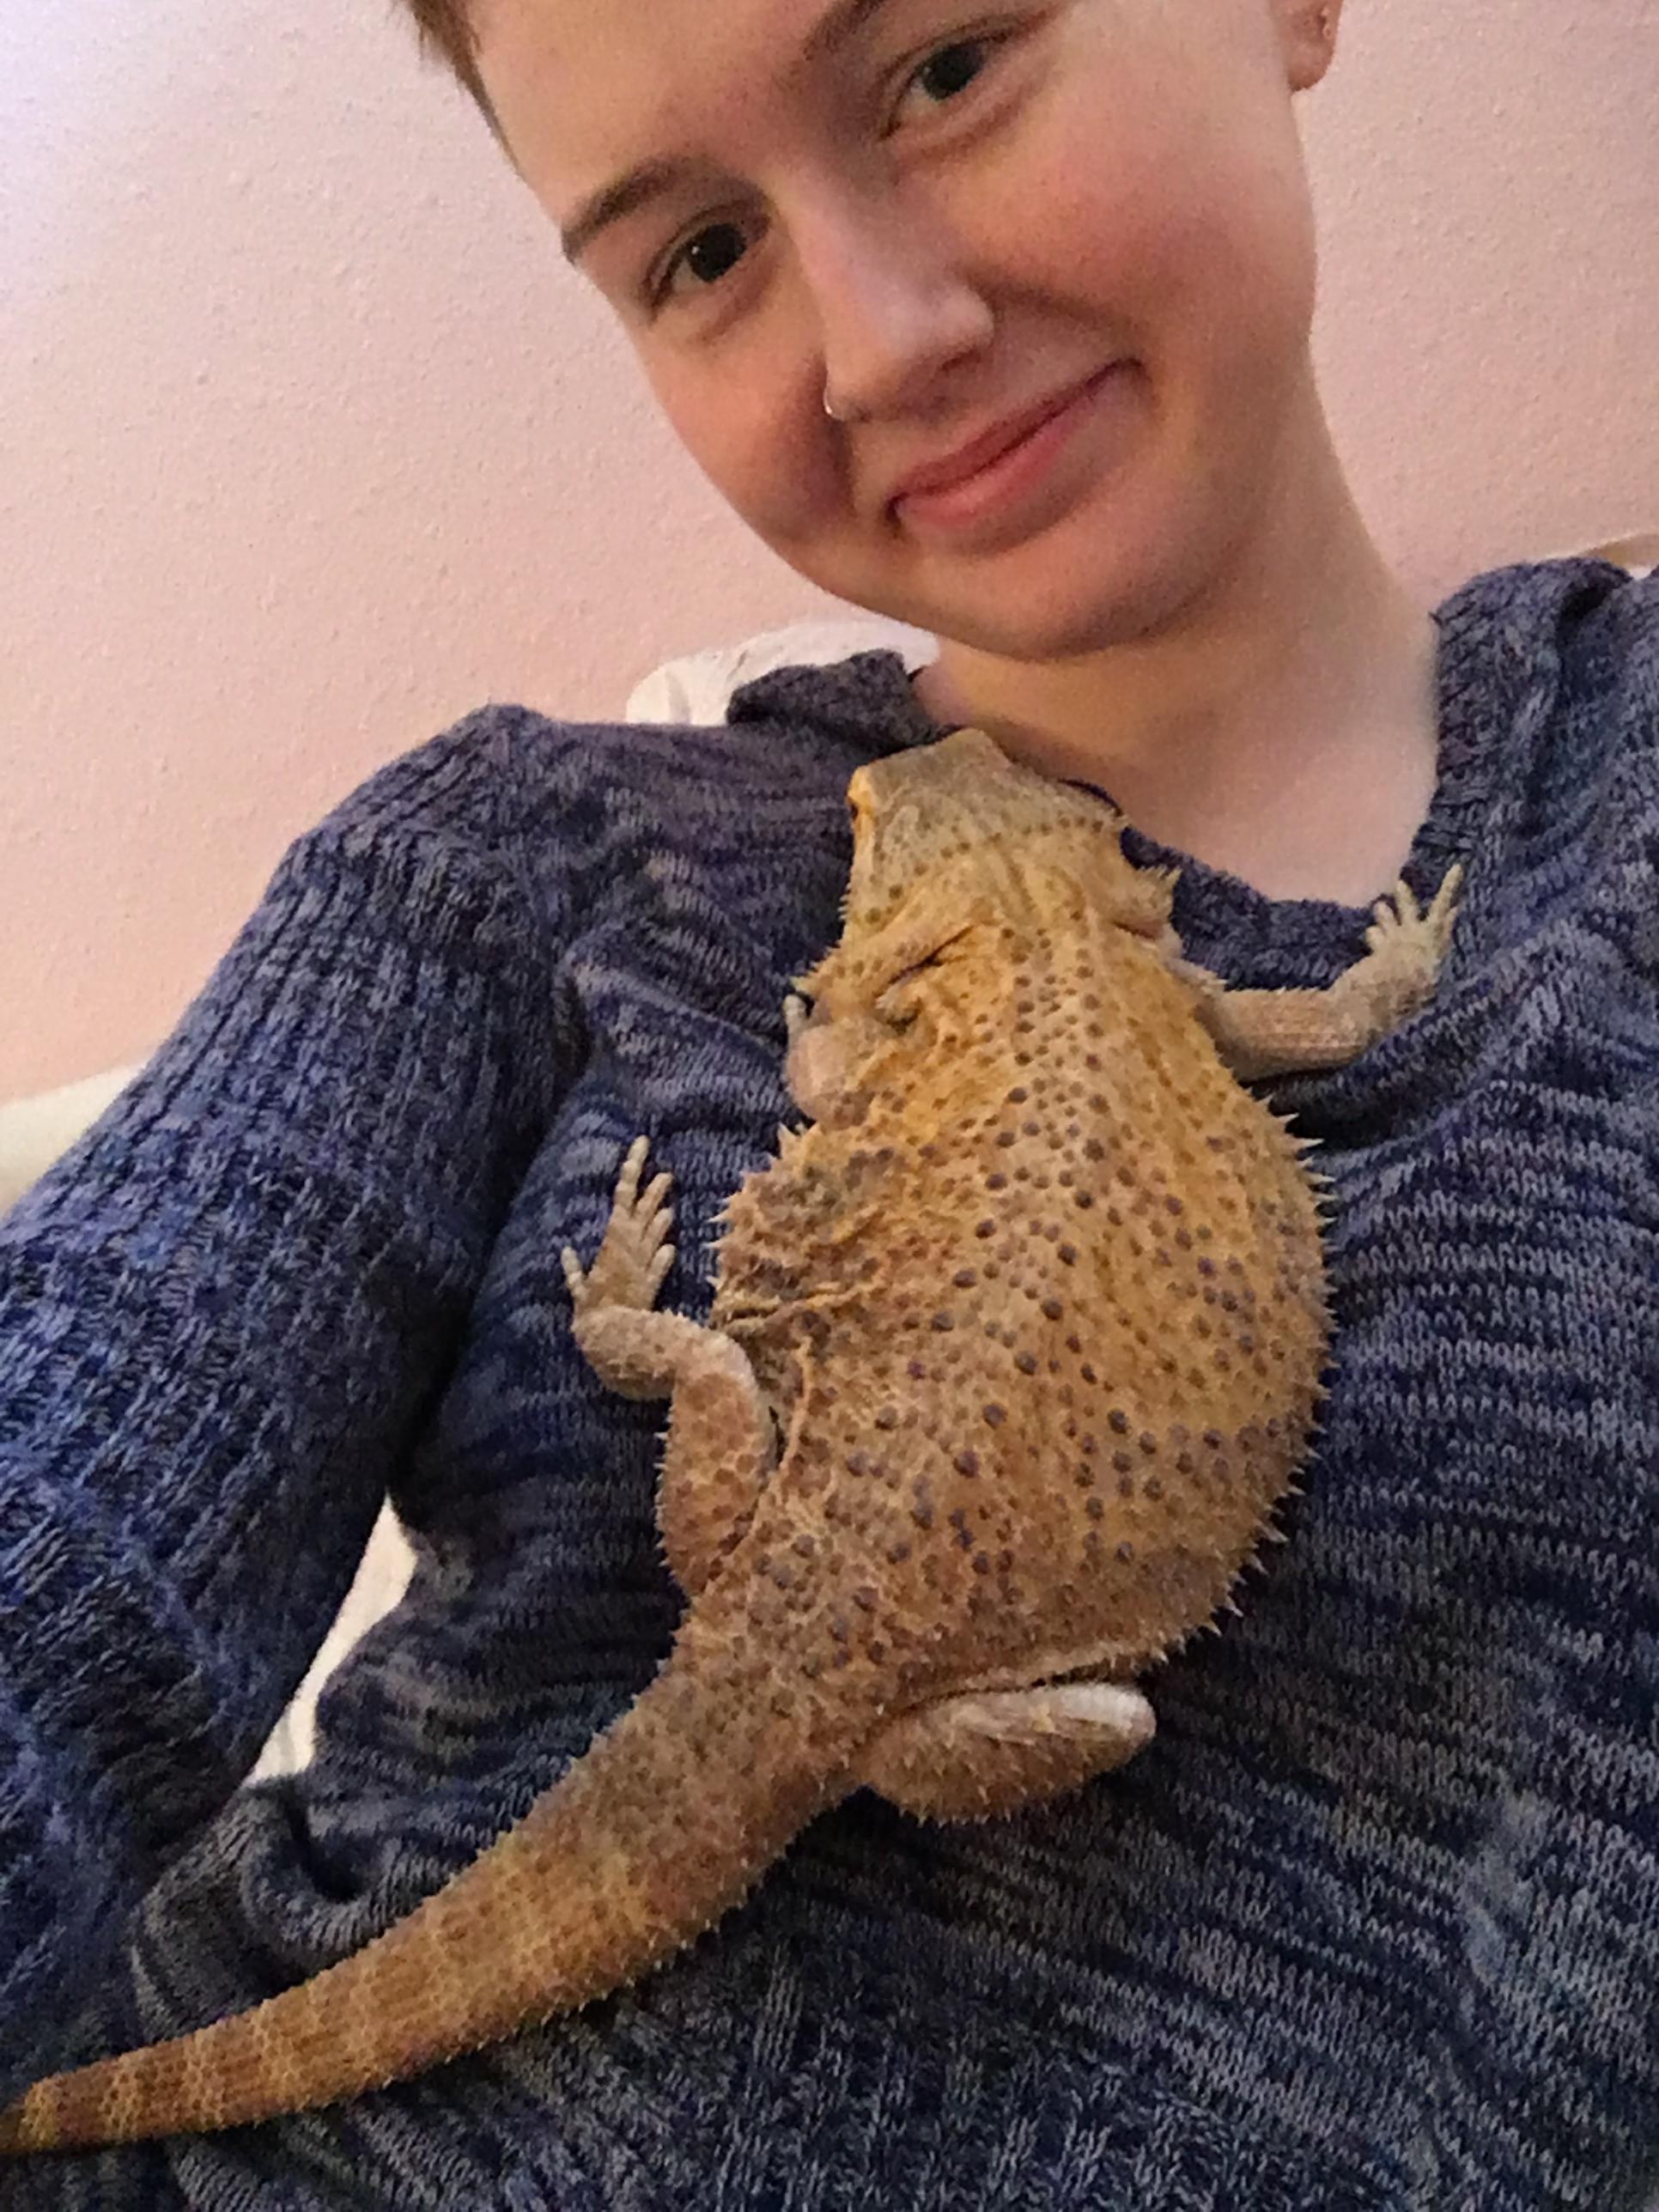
{"left": 911, "top": 386, "right": 1442, "bottom": 906}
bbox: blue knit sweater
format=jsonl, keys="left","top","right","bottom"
{"left": 2, "top": 556, "right": 1656, "bottom": 2210}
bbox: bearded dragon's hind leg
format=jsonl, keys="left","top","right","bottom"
{"left": 854, "top": 1681, "right": 1157, "bottom": 1821}
{"left": 563, "top": 1138, "right": 777, "bottom": 1597}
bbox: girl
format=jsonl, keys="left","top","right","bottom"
{"left": 2, "top": 2, "right": 1654, "bottom": 2203}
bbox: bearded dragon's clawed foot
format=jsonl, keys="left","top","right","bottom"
{"left": 562, "top": 1145, "right": 778, "bottom": 1589}
{"left": 1347, "top": 866, "right": 1465, "bottom": 1025}
{"left": 854, "top": 1680, "right": 1158, "bottom": 1821}
{"left": 561, "top": 1135, "right": 677, "bottom": 1317}
{"left": 559, "top": 1139, "right": 689, "bottom": 1401}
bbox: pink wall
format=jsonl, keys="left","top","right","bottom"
{"left": 4, "top": 0, "right": 1656, "bottom": 1100}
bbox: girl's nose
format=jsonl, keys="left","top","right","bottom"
{"left": 799, "top": 191, "right": 994, "bottom": 424}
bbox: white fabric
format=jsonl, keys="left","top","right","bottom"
{"left": 248, "top": 1503, "right": 416, "bottom": 1778}
{"left": 1535, "top": 526, "right": 1657, "bottom": 577}
{"left": 0, "top": 1064, "right": 142, "bottom": 1217}
{"left": 624, "top": 615, "right": 937, "bottom": 726}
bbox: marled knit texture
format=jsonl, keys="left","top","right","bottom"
{"left": 0, "top": 556, "right": 1655, "bottom": 2209}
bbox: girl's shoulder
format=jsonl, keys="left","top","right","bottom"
{"left": 297, "top": 671, "right": 908, "bottom": 871}
{"left": 1543, "top": 550, "right": 1658, "bottom": 726}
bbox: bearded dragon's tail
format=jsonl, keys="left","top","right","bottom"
{"left": 0, "top": 1606, "right": 877, "bottom": 2154}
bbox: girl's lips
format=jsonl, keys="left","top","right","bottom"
{"left": 892, "top": 363, "right": 1133, "bottom": 546}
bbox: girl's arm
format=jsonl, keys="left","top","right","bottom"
{"left": 0, "top": 708, "right": 570, "bottom": 2094}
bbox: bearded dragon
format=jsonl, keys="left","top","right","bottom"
{"left": 0, "top": 726, "right": 1462, "bottom": 2155}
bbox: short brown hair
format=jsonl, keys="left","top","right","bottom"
{"left": 389, "top": 0, "right": 510, "bottom": 154}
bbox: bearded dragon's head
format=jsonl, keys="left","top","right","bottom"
{"left": 840, "top": 726, "right": 1177, "bottom": 945}
{"left": 793, "top": 727, "right": 1179, "bottom": 1029}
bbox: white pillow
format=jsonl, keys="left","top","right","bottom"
{"left": 249, "top": 1503, "right": 416, "bottom": 1779}
{"left": 624, "top": 615, "right": 937, "bottom": 725}
{"left": 1538, "top": 527, "right": 1656, "bottom": 577}
{"left": 0, "top": 1064, "right": 143, "bottom": 1217}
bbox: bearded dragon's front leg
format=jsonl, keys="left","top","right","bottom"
{"left": 562, "top": 1138, "right": 776, "bottom": 1596}
{"left": 1164, "top": 865, "right": 1464, "bottom": 1082}
{"left": 781, "top": 990, "right": 896, "bottom": 1124}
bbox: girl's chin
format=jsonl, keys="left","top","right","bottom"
{"left": 902, "top": 520, "right": 1202, "bottom": 668}
{"left": 908, "top": 593, "right": 1145, "bottom": 669}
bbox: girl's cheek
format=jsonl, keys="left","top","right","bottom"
{"left": 697, "top": 368, "right": 831, "bottom": 535}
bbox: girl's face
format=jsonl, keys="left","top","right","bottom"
{"left": 474, "top": 0, "right": 1331, "bottom": 662}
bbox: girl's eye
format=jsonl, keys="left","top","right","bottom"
{"left": 650, "top": 216, "right": 756, "bottom": 312}
{"left": 665, "top": 222, "right": 750, "bottom": 300}
{"left": 647, "top": 33, "right": 1005, "bottom": 311}
{"left": 895, "top": 35, "right": 997, "bottom": 120}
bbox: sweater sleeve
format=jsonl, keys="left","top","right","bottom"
{"left": 0, "top": 706, "right": 570, "bottom": 2090}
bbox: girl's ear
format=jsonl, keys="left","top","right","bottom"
{"left": 1280, "top": 0, "right": 1340, "bottom": 96}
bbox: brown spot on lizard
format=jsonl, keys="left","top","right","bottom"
{"left": 0, "top": 726, "right": 1462, "bottom": 2155}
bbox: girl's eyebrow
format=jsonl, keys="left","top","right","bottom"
{"left": 559, "top": 0, "right": 901, "bottom": 267}
{"left": 562, "top": 157, "right": 701, "bottom": 267}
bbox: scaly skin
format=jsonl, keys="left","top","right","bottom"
{"left": 0, "top": 727, "right": 1462, "bottom": 2155}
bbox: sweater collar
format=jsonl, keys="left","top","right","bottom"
{"left": 726, "top": 555, "right": 1630, "bottom": 971}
